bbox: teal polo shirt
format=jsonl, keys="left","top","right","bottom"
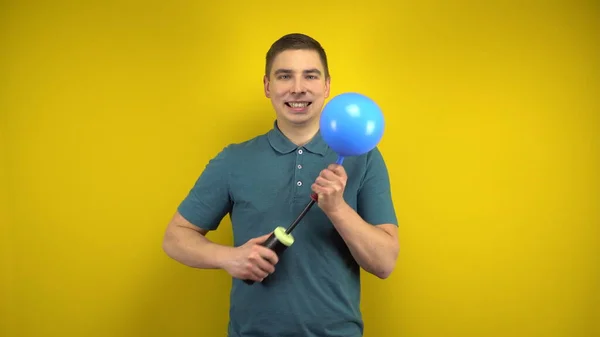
{"left": 178, "top": 121, "right": 398, "bottom": 337}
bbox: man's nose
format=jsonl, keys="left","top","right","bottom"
{"left": 291, "top": 78, "right": 306, "bottom": 94}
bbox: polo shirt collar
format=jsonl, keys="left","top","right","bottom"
{"left": 267, "top": 120, "right": 328, "bottom": 156}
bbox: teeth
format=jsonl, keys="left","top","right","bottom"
{"left": 289, "top": 102, "right": 309, "bottom": 108}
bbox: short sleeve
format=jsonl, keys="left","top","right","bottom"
{"left": 357, "top": 147, "right": 398, "bottom": 226}
{"left": 177, "top": 146, "right": 233, "bottom": 230}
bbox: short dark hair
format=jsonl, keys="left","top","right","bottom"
{"left": 265, "top": 33, "right": 330, "bottom": 79}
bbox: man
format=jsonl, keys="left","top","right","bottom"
{"left": 162, "top": 33, "right": 399, "bottom": 337}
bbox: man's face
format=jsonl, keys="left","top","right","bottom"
{"left": 264, "top": 49, "right": 330, "bottom": 127}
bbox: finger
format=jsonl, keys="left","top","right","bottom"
{"left": 247, "top": 254, "right": 275, "bottom": 280}
{"left": 316, "top": 172, "right": 344, "bottom": 187}
{"left": 320, "top": 169, "right": 346, "bottom": 187}
{"left": 314, "top": 181, "right": 337, "bottom": 196}
{"left": 248, "top": 251, "right": 275, "bottom": 275}
{"left": 250, "top": 264, "right": 269, "bottom": 281}
{"left": 256, "top": 256, "right": 276, "bottom": 274}
{"left": 251, "top": 234, "right": 280, "bottom": 263}
{"left": 249, "top": 232, "right": 273, "bottom": 244}
{"left": 257, "top": 246, "right": 279, "bottom": 266}
{"left": 314, "top": 176, "right": 331, "bottom": 187}
{"left": 251, "top": 245, "right": 278, "bottom": 266}
{"left": 319, "top": 169, "right": 338, "bottom": 181}
{"left": 314, "top": 176, "right": 344, "bottom": 193}
{"left": 312, "top": 183, "right": 332, "bottom": 196}
{"left": 328, "top": 164, "right": 347, "bottom": 177}
{"left": 243, "top": 260, "right": 267, "bottom": 281}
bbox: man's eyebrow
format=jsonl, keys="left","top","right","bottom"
{"left": 304, "top": 68, "right": 322, "bottom": 75}
{"left": 273, "top": 68, "right": 322, "bottom": 75}
{"left": 274, "top": 69, "right": 292, "bottom": 75}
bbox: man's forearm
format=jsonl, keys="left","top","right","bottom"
{"left": 162, "top": 226, "right": 233, "bottom": 270}
{"left": 326, "top": 203, "right": 399, "bottom": 279}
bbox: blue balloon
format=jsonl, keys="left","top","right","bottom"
{"left": 320, "top": 92, "right": 385, "bottom": 160}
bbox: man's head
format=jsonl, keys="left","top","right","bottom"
{"left": 264, "top": 33, "right": 331, "bottom": 129}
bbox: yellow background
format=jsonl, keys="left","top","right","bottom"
{"left": 1, "top": 1, "right": 598, "bottom": 336}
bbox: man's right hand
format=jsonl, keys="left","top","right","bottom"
{"left": 223, "top": 233, "right": 279, "bottom": 282}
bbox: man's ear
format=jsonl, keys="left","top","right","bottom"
{"left": 263, "top": 75, "right": 271, "bottom": 98}
{"left": 324, "top": 76, "right": 331, "bottom": 98}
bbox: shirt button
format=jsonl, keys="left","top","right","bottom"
{"left": 296, "top": 181, "right": 302, "bottom": 186}
{"left": 297, "top": 164, "right": 302, "bottom": 169}
{"left": 298, "top": 149, "right": 303, "bottom": 154}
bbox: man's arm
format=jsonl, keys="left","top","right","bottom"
{"left": 325, "top": 205, "right": 398, "bottom": 279}
{"left": 162, "top": 211, "right": 234, "bottom": 269}
{"left": 161, "top": 145, "right": 279, "bottom": 282}
{"left": 162, "top": 212, "right": 278, "bottom": 281}
{"left": 162, "top": 145, "right": 235, "bottom": 269}
{"left": 312, "top": 148, "right": 399, "bottom": 279}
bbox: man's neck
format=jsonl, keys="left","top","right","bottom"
{"left": 276, "top": 119, "right": 319, "bottom": 147}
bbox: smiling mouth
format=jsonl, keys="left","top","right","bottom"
{"left": 285, "top": 101, "right": 312, "bottom": 109}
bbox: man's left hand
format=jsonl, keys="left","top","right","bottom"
{"left": 311, "top": 164, "right": 348, "bottom": 214}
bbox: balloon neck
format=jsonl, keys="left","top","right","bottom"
{"left": 335, "top": 156, "right": 345, "bottom": 165}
